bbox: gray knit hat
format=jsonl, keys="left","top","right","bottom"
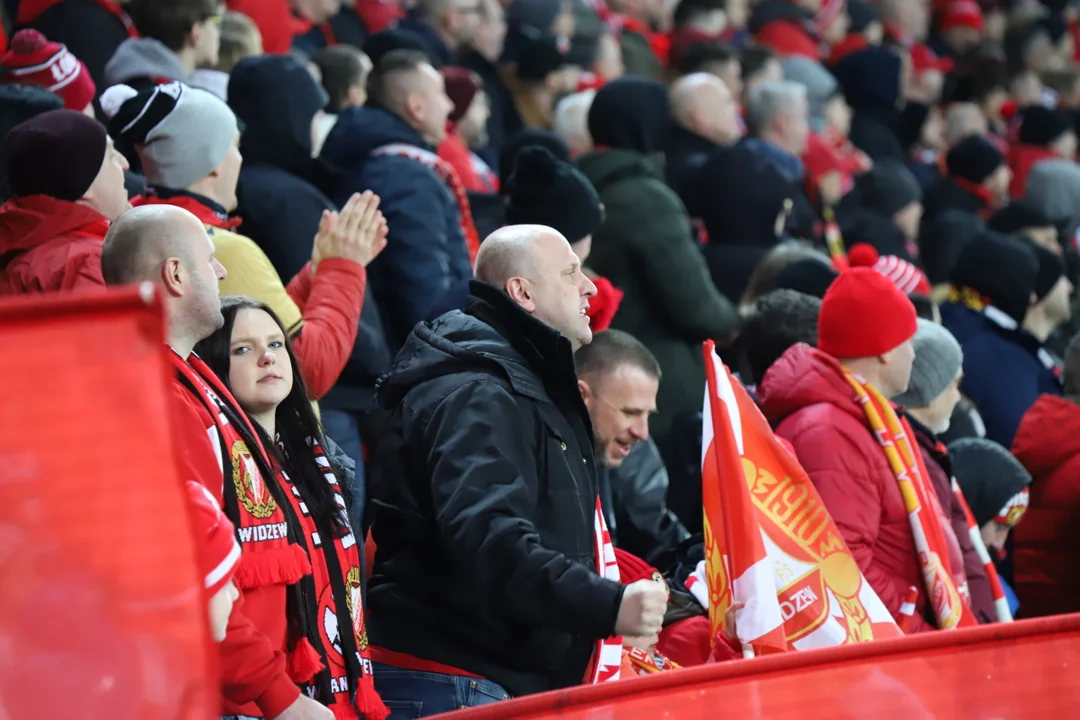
{"left": 894, "top": 319, "right": 963, "bottom": 408}
{"left": 101, "top": 81, "right": 237, "bottom": 189}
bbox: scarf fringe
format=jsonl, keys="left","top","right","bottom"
{"left": 350, "top": 695, "right": 391, "bottom": 720}
{"left": 287, "top": 637, "right": 326, "bottom": 684}
{"left": 234, "top": 544, "right": 311, "bottom": 591}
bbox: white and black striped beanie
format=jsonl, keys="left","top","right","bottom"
{"left": 100, "top": 81, "right": 237, "bottom": 189}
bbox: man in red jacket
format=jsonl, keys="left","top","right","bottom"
{"left": 759, "top": 267, "right": 947, "bottom": 632}
{"left": 0, "top": 109, "right": 130, "bottom": 294}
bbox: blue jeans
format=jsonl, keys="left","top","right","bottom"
{"left": 372, "top": 662, "right": 511, "bottom": 718}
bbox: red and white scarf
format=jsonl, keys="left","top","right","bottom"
{"left": 171, "top": 350, "right": 311, "bottom": 590}
{"left": 275, "top": 441, "right": 388, "bottom": 720}
{"left": 371, "top": 143, "right": 481, "bottom": 263}
{"left": 844, "top": 371, "right": 978, "bottom": 630}
{"left": 951, "top": 478, "right": 1017, "bottom": 623}
{"left": 586, "top": 497, "right": 623, "bottom": 684}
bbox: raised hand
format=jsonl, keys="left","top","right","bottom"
{"left": 311, "top": 191, "right": 389, "bottom": 270}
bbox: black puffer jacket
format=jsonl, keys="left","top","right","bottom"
{"left": 368, "top": 281, "right": 625, "bottom": 696}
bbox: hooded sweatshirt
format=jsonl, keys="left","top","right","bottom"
{"left": 103, "top": 37, "right": 187, "bottom": 88}
{"left": 0, "top": 195, "right": 110, "bottom": 294}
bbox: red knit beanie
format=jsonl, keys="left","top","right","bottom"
{"left": 440, "top": 66, "right": 482, "bottom": 127}
{"left": 940, "top": 0, "right": 984, "bottom": 33}
{"left": 818, "top": 267, "right": 918, "bottom": 358}
{"left": 1, "top": 29, "right": 96, "bottom": 111}
{"left": 615, "top": 547, "right": 666, "bottom": 586}
{"left": 185, "top": 481, "right": 241, "bottom": 599}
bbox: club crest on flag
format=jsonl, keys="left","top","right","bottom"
{"left": 700, "top": 341, "right": 902, "bottom": 655}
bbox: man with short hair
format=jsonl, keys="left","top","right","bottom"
{"left": 314, "top": 45, "right": 373, "bottom": 112}
{"left": 105, "top": 0, "right": 222, "bottom": 88}
{"left": 667, "top": 72, "right": 741, "bottom": 192}
{"left": 368, "top": 225, "right": 668, "bottom": 714}
{"left": 760, "top": 267, "right": 975, "bottom": 632}
{"left": 322, "top": 49, "right": 474, "bottom": 352}
{"left": 738, "top": 288, "right": 821, "bottom": 388}
{"left": 0, "top": 109, "right": 130, "bottom": 294}
{"left": 742, "top": 79, "right": 810, "bottom": 182}
{"left": 575, "top": 329, "right": 688, "bottom": 566}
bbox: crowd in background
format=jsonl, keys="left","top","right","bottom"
{"left": 4, "top": 0, "right": 1080, "bottom": 717}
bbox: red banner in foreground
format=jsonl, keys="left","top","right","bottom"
{"left": 0, "top": 288, "right": 216, "bottom": 719}
{"left": 439, "top": 614, "right": 1080, "bottom": 719}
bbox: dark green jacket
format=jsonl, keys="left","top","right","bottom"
{"left": 577, "top": 149, "right": 739, "bottom": 437}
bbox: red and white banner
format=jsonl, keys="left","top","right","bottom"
{"left": 701, "top": 341, "right": 902, "bottom": 655}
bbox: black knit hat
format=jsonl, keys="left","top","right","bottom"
{"left": 946, "top": 135, "right": 1005, "bottom": 185}
{"left": 771, "top": 258, "right": 840, "bottom": 299}
{"left": 949, "top": 230, "right": 1039, "bottom": 325}
{"left": 856, "top": 160, "right": 922, "bottom": 217}
{"left": 4, "top": 108, "right": 107, "bottom": 201}
{"left": 516, "top": 32, "right": 567, "bottom": 82}
{"left": 0, "top": 84, "right": 63, "bottom": 202}
{"left": 497, "top": 128, "right": 570, "bottom": 192}
{"left": 919, "top": 209, "right": 984, "bottom": 285}
{"left": 847, "top": 0, "right": 880, "bottom": 34}
{"left": 363, "top": 28, "right": 440, "bottom": 68}
{"left": 1018, "top": 105, "right": 1074, "bottom": 147}
{"left": 1021, "top": 236, "right": 1066, "bottom": 301}
{"left": 987, "top": 200, "right": 1054, "bottom": 235}
{"left": 948, "top": 438, "right": 1032, "bottom": 527}
{"left": 505, "top": 146, "right": 604, "bottom": 244}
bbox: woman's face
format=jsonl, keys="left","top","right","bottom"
{"left": 227, "top": 308, "right": 293, "bottom": 418}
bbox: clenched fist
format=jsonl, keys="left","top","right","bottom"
{"left": 615, "top": 579, "right": 668, "bottom": 638}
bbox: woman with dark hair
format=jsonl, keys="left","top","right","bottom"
{"left": 194, "top": 296, "right": 387, "bottom": 720}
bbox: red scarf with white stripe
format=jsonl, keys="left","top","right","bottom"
{"left": 950, "top": 477, "right": 1014, "bottom": 623}
{"left": 371, "top": 142, "right": 481, "bottom": 263}
{"left": 586, "top": 497, "right": 623, "bottom": 684}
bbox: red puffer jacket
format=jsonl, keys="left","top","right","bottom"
{"left": 0, "top": 195, "right": 111, "bottom": 294}
{"left": 1011, "top": 394, "right": 1080, "bottom": 618}
{"left": 758, "top": 344, "right": 935, "bottom": 633}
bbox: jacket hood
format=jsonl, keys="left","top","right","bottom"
{"left": 779, "top": 57, "right": 838, "bottom": 134}
{"left": 0, "top": 195, "right": 109, "bottom": 255}
{"left": 699, "top": 142, "right": 798, "bottom": 247}
{"left": 1012, "top": 394, "right": 1080, "bottom": 477}
{"left": 832, "top": 46, "right": 902, "bottom": 112}
{"left": 321, "top": 106, "right": 431, "bottom": 171}
{"left": 748, "top": 0, "right": 812, "bottom": 34}
{"left": 228, "top": 55, "right": 329, "bottom": 178}
{"left": 103, "top": 38, "right": 186, "bottom": 87}
{"left": 758, "top": 343, "right": 868, "bottom": 428}
{"left": 379, "top": 280, "right": 574, "bottom": 409}
{"left": 588, "top": 77, "right": 670, "bottom": 156}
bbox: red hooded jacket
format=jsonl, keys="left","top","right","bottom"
{"left": 1007, "top": 144, "right": 1058, "bottom": 200}
{"left": 1011, "top": 394, "right": 1080, "bottom": 618}
{"left": 758, "top": 344, "right": 935, "bottom": 633}
{"left": 0, "top": 195, "right": 111, "bottom": 294}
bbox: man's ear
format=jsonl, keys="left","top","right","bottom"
{"left": 161, "top": 257, "right": 185, "bottom": 298}
{"left": 578, "top": 378, "right": 592, "bottom": 401}
{"left": 506, "top": 277, "right": 536, "bottom": 313}
{"left": 404, "top": 89, "right": 425, "bottom": 125}
{"left": 187, "top": 22, "right": 201, "bottom": 50}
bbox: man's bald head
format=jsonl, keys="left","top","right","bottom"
{"left": 670, "top": 72, "right": 740, "bottom": 145}
{"left": 101, "top": 205, "right": 205, "bottom": 286}
{"left": 474, "top": 224, "right": 552, "bottom": 288}
{"left": 476, "top": 224, "right": 597, "bottom": 349}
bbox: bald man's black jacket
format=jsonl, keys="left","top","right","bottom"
{"left": 368, "top": 280, "right": 625, "bottom": 697}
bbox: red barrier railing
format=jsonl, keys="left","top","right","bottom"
{"left": 440, "top": 614, "right": 1080, "bottom": 719}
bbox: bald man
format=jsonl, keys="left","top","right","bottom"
{"left": 102, "top": 205, "right": 336, "bottom": 720}
{"left": 367, "top": 225, "right": 667, "bottom": 714}
{"left": 321, "top": 48, "right": 472, "bottom": 354}
{"left": 667, "top": 73, "right": 742, "bottom": 192}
